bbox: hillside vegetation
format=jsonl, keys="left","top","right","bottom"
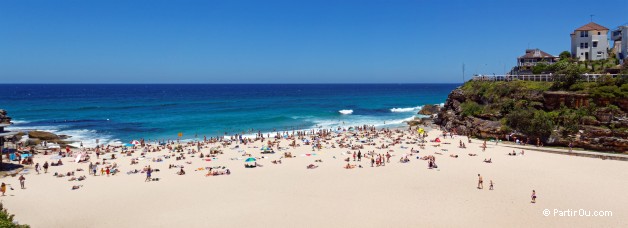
{"left": 436, "top": 75, "right": 628, "bottom": 152}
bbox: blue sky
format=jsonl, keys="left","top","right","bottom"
{"left": 1, "top": 0, "right": 627, "bottom": 83}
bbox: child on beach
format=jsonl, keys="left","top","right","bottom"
{"left": 489, "top": 180, "right": 493, "bottom": 190}
{"left": 145, "top": 168, "right": 152, "bottom": 182}
{"left": 1, "top": 183, "right": 5, "bottom": 196}
{"left": 477, "top": 174, "right": 483, "bottom": 189}
{"left": 19, "top": 175, "right": 25, "bottom": 189}
{"left": 531, "top": 190, "right": 536, "bottom": 203}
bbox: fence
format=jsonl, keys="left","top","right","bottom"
{"left": 471, "top": 74, "right": 626, "bottom": 82}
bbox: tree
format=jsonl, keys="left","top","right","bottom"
{"left": 551, "top": 61, "right": 582, "bottom": 90}
{"left": 559, "top": 51, "right": 571, "bottom": 61}
{"left": 532, "top": 63, "right": 548, "bottom": 74}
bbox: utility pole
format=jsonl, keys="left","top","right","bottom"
{"left": 462, "top": 63, "right": 465, "bottom": 82}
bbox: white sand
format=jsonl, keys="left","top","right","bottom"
{"left": 3, "top": 128, "right": 627, "bottom": 228}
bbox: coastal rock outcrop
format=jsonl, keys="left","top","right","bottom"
{"left": 417, "top": 104, "right": 442, "bottom": 116}
{"left": 0, "top": 110, "right": 11, "bottom": 124}
{"left": 28, "top": 131, "right": 61, "bottom": 141}
{"left": 434, "top": 81, "right": 627, "bottom": 152}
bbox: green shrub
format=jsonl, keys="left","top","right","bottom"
{"left": 0, "top": 203, "right": 29, "bottom": 228}
{"left": 460, "top": 101, "right": 483, "bottom": 117}
{"left": 591, "top": 85, "right": 622, "bottom": 98}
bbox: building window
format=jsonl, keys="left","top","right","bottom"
{"left": 580, "top": 43, "right": 584, "bottom": 48}
{"left": 597, "top": 51, "right": 603, "bottom": 57}
{"left": 580, "top": 31, "right": 589, "bottom": 37}
{"left": 593, "top": 41, "right": 598, "bottom": 47}
{"left": 598, "top": 32, "right": 601, "bottom": 35}
{"left": 585, "top": 43, "right": 588, "bottom": 48}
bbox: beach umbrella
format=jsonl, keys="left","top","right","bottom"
{"left": 130, "top": 140, "right": 140, "bottom": 145}
{"left": 245, "top": 157, "right": 256, "bottom": 162}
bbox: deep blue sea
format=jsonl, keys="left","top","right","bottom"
{"left": 0, "top": 84, "right": 458, "bottom": 146}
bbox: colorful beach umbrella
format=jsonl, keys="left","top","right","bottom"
{"left": 245, "top": 157, "right": 256, "bottom": 162}
{"left": 130, "top": 140, "right": 140, "bottom": 145}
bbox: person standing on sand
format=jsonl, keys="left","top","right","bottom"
{"left": 35, "top": 163, "right": 40, "bottom": 174}
{"left": 371, "top": 157, "right": 375, "bottom": 167}
{"left": 19, "top": 175, "right": 25, "bottom": 189}
{"left": 1, "top": 183, "right": 6, "bottom": 196}
{"left": 43, "top": 161, "right": 49, "bottom": 173}
{"left": 357, "top": 151, "right": 361, "bottom": 161}
{"left": 92, "top": 164, "right": 98, "bottom": 176}
{"left": 568, "top": 142, "right": 573, "bottom": 152}
{"left": 145, "top": 166, "right": 152, "bottom": 182}
{"left": 352, "top": 152, "right": 356, "bottom": 161}
{"left": 106, "top": 167, "right": 110, "bottom": 177}
{"left": 477, "top": 174, "right": 483, "bottom": 189}
{"left": 531, "top": 190, "right": 536, "bottom": 203}
{"left": 489, "top": 180, "right": 494, "bottom": 190}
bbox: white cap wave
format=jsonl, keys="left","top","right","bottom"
{"left": 338, "top": 109, "right": 353, "bottom": 115}
{"left": 390, "top": 106, "right": 422, "bottom": 113}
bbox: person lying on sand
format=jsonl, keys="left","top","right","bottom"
{"left": 344, "top": 163, "right": 356, "bottom": 169}
{"left": 449, "top": 154, "right": 458, "bottom": 158}
{"left": 483, "top": 158, "right": 492, "bottom": 163}
{"left": 468, "top": 153, "right": 477, "bottom": 156}
{"left": 72, "top": 185, "right": 83, "bottom": 190}
{"left": 307, "top": 164, "right": 318, "bottom": 169}
{"left": 178, "top": 168, "right": 186, "bottom": 175}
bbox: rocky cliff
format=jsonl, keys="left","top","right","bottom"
{"left": 434, "top": 80, "right": 628, "bottom": 153}
{"left": 0, "top": 110, "right": 11, "bottom": 124}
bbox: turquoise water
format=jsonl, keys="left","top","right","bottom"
{"left": 0, "top": 84, "right": 458, "bottom": 146}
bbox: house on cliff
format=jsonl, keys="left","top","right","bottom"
{"left": 611, "top": 25, "right": 628, "bottom": 63}
{"left": 570, "top": 22, "right": 610, "bottom": 61}
{"left": 516, "top": 49, "right": 558, "bottom": 73}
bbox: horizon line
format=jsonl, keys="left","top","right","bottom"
{"left": 0, "top": 82, "right": 464, "bottom": 85}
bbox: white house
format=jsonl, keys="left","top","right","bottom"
{"left": 611, "top": 25, "right": 628, "bottom": 63}
{"left": 570, "top": 22, "right": 609, "bottom": 61}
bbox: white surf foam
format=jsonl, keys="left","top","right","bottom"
{"left": 338, "top": 109, "right": 353, "bottom": 115}
{"left": 390, "top": 106, "right": 422, "bottom": 113}
{"left": 6, "top": 124, "right": 119, "bottom": 148}
{"left": 10, "top": 120, "right": 31, "bottom": 125}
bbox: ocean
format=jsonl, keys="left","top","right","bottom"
{"left": 0, "top": 84, "right": 458, "bottom": 146}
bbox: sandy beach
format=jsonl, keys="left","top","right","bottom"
{"left": 2, "top": 127, "right": 627, "bottom": 228}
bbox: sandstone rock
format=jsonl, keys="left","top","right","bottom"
{"left": 418, "top": 104, "right": 442, "bottom": 116}
{"left": 432, "top": 83, "right": 627, "bottom": 152}
{"left": 28, "top": 131, "right": 61, "bottom": 141}
{"left": 0, "top": 109, "right": 11, "bottom": 124}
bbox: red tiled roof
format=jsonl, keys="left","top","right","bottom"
{"left": 519, "top": 49, "right": 556, "bottom": 59}
{"left": 575, "top": 22, "right": 609, "bottom": 31}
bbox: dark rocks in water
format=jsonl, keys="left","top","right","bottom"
{"left": 418, "top": 104, "right": 442, "bottom": 116}
{"left": 58, "top": 135, "right": 72, "bottom": 140}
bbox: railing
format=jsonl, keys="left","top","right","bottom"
{"left": 471, "top": 74, "right": 626, "bottom": 82}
